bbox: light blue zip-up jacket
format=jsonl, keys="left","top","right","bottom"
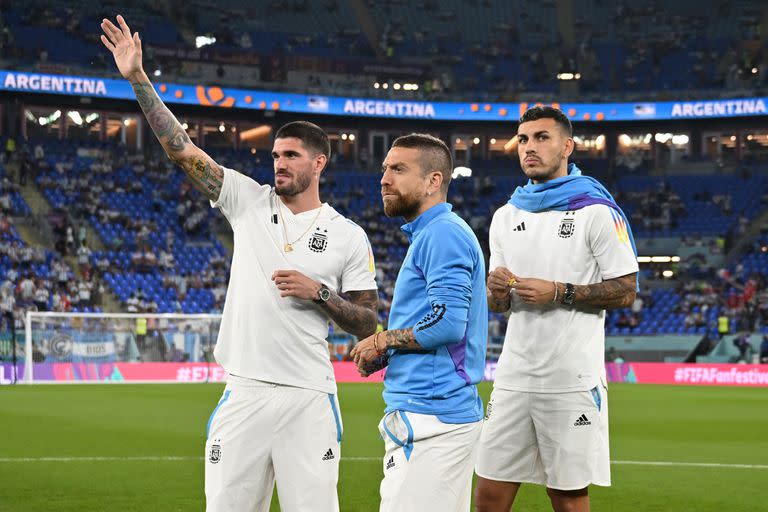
{"left": 383, "top": 203, "right": 488, "bottom": 423}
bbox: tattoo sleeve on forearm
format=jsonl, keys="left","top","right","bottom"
{"left": 130, "top": 79, "right": 223, "bottom": 200}
{"left": 383, "top": 328, "right": 423, "bottom": 351}
{"left": 573, "top": 273, "right": 637, "bottom": 309}
{"left": 320, "top": 289, "right": 378, "bottom": 339}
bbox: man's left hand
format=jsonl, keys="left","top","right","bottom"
{"left": 271, "top": 269, "right": 321, "bottom": 300}
{"left": 350, "top": 332, "right": 386, "bottom": 376}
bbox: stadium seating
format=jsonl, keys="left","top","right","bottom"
{"left": 9, "top": 134, "right": 762, "bottom": 340}
{"left": 2, "top": 0, "right": 763, "bottom": 99}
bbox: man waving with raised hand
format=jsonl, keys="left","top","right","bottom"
{"left": 101, "top": 15, "right": 379, "bottom": 512}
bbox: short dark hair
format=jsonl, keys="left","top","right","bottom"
{"left": 391, "top": 133, "right": 453, "bottom": 194}
{"left": 275, "top": 121, "right": 331, "bottom": 159}
{"left": 518, "top": 106, "right": 573, "bottom": 137}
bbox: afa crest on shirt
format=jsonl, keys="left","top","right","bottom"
{"left": 309, "top": 228, "right": 328, "bottom": 253}
{"left": 558, "top": 212, "right": 576, "bottom": 238}
{"left": 558, "top": 219, "right": 574, "bottom": 238}
{"left": 209, "top": 444, "right": 221, "bottom": 464}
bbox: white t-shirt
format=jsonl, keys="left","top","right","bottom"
{"left": 490, "top": 203, "right": 638, "bottom": 393}
{"left": 211, "top": 167, "right": 377, "bottom": 393}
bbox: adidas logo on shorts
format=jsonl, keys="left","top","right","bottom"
{"left": 322, "top": 448, "right": 335, "bottom": 461}
{"left": 386, "top": 456, "right": 395, "bottom": 470}
{"left": 573, "top": 414, "right": 591, "bottom": 426}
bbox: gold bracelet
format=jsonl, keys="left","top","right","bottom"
{"left": 373, "top": 332, "right": 385, "bottom": 354}
{"left": 552, "top": 281, "right": 559, "bottom": 303}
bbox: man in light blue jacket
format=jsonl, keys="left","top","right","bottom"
{"left": 352, "top": 134, "right": 488, "bottom": 512}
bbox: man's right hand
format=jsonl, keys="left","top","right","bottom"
{"left": 488, "top": 266, "right": 518, "bottom": 300}
{"left": 100, "top": 15, "right": 143, "bottom": 81}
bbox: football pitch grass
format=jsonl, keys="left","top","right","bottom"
{"left": 1, "top": 383, "right": 766, "bottom": 512}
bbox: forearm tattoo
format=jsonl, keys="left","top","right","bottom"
{"left": 130, "top": 80, "right": 222, "bottom": 199}
{"left": 572, "top": 273, "right": 637, "bottom": 309}
{"left": 167, "top": 126, "right": 190, "bottom": 152}
{"left": 320, "top": 289, "right": 378, "bottom": 339}
{"left": 383, "top": 328, "right": 422, "bottom": 351}
{"left": 131, "top": 82, "right": 158, "bottom": 111}
{"left": 191, "top": 157, "right": 223, "bottom": 196}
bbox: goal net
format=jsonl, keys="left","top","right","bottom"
{"left": 24, "top": 312, "right": 222, "bottom": 383}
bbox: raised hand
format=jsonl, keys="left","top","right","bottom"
{"left": 100, "top": 15, "right": 143, "bottom": 81}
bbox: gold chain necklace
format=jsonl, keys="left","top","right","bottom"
{"left": 277, "top": 200, "right": 323, "bottom": 252}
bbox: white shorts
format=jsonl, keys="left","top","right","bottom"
{"left": 378, "top": 411, "right": 482, "bottom": 512}
{"left": 205, "top": 375, "right": 343, "bottom": 512}
{"left": 475, "top": 385, "right": 610, "bottom": 490}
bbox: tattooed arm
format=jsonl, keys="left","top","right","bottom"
{"left": 349, "top": 327, "right": 422, "bottom": 377}
{"left": 270, "top": 269, "right": 378, "bottom": 338}
{"left": 380, "top": 328, "right": 421, "bottom": 351}
{"left": 129, "top": 76, "right": 223, "bottom": 200}
{"left": 100, "top": 15, "right": 223, "bottom": 201}
{"left": 556, "top": 273, "right": 637, "bottom": 309}
{"left": 318, "top": 289, "right": 379, "bottom": 339}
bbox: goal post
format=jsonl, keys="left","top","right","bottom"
{"left": 0, "top": 311, "right": 19, "bottom": 385}
{"left": 24, "top": 312, "right": 223, "bottom": 383}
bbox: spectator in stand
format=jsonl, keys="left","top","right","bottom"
{"left": 4, "top": 136, "right": 15, "bottom": 164}
{"left": 717, "top": 313, "right": 730, "bottom": 338}
{"left": 760, "top": 335, "right": 768, "bottom": 364}
{"left": 158, "top": 248, "right": 175, "bottom": 271}
{"left": 77, "top": 243, "right": 92, "bottom": 272}
{"left": 77, "top": 281, "right": 92, "bottom": 308}
{"left": 733, "top": 333, "right": 753, "bottom": 362}
{"left": 34, "top": 281, "right": 49, "bottom": 311}
{"left": 0, "top": 189, "right": 12, "bottom": 215}
{"left": 17, "top": 273, "right": 35, "bottom": 304}
{"left": 0, "top": 213, "right": 12, "bottom": 234}
{"left": 0, "top": 286, "right": 15, "bottom": 328}
{"left": 65, "top": 225, "right": 75, "bottom": 255}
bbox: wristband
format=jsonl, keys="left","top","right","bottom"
{"left": 373, "top": 332, "right": 386, "bottom": 354}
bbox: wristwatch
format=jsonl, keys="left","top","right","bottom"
{"left": 562, "top": 283, "right": 576, "bottom": 305}
{"left": 315, "top": 284, "right": 331, "bottom": 303}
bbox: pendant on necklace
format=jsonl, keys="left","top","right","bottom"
{"left": 284, "top": 243, "right": 293, "bottom": 252}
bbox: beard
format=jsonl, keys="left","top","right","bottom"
{"left": 382, "top": 190, "right": 422, "bottom": 219}
{"left": 521, "top": 151, "right": 565, "bottom": 182}
{"left": 275, "top": 171, "right": 312, "bottom": 197}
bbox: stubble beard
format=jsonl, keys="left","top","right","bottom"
{"left": 522, "top": 152, "right": 565, "bottom": 183}
{"left": 275, "top": 170, "right": 312, "bottom": 197}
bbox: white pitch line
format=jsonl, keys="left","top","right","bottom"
{"left": 0, "top": 457, "right": 766, "bottom": 469}
{"left": 0, "top": 456, "right": 201, "bottom": 462}
{"left": 611, "top": 460, "right": 768, "bottom": 470}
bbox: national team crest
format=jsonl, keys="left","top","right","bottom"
{"left": 209, "top": 444, "right": 221, "bottom": 464}
{"left": 309, "top": 228, "right": 328, "bottom": 253}
{"left": 558, "top": 217, "right": 575, "bottom": 238}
